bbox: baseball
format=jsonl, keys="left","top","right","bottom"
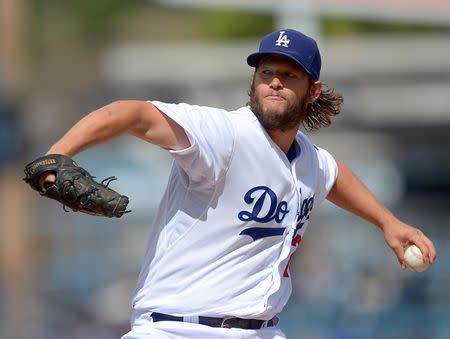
{"left": 404, "top": 244, "right": 430, "bottom": 272}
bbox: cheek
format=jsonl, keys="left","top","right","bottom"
{"left": 284, "top": 89, "right": 301, "bottom": 103}
{"left": 254, "top": 83, "right": 267, "bottom": 99}
{"left": 291, "top": 85, "right": 310, "bottom": 102}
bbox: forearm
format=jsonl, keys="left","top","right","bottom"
{"left": 326, "top": 160, "right": 396, "bottom": 230}
{"left": 47, "top": 100, "right": 142, "bottom": 156}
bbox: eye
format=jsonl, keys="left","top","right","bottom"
{"left": 285, "top": 72, "right": 297, "bottom": 79}
{"left": 260, "top": 69, "right": 273, "bottom": 77}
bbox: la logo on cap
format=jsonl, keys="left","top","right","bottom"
{"left": 275, "top": 31, "right": 290, "bottom": 48}
{"left": 246, "top": 28, "right": 321, "bottom": 80}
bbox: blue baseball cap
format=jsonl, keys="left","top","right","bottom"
{"left": 247, "top": 29, "right": 321, "bottom": 80}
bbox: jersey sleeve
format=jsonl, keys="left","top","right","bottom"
{"left": 314, "top": 145, "right": 338, "bottom": 206}
{"left": 149, "top": 101, "right": 235, "bottom": 188}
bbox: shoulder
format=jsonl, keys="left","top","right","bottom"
{"left": 228, "top": 106, "right": 258, "bottom": 123}
{"left": 296, "top": 132, "right": 331, "bottom": 153}
{"left": 150, "top": 101, "right": 233, "bottom": 117}
{"left": 296, "top": 132, "right": 336, "bottom": 167}
{"left": 296, "top": 132, "right": 317, "bottom": 155}
{"left": 295, "top": 132, "right": 338, "bottom": 204}
{"left": 149, "top": 101, "right": 232, "bottom": 132}
{"left": 151, "top": 101, "right": 259, "bottom": 130}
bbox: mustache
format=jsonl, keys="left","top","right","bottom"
{"left": 247, "top": 80, "right": 310, "bottom": 132}
{"left": 265, "top": 92, "right": 285, "bottom": 99}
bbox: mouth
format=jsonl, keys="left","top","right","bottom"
{"left": 264, "top": 94, "right": 285, "bottom": 101}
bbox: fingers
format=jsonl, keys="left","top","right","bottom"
{"left": 407, "top": 229, "right": 437, "bottom": 266}
{"left": 38, "top": 171, "right": 56, "bottom": 192}
{"left": 425, "top": 237, "right": 437, "bottom": 263}
{"left": 385, "top": 222, "right": 437, "bottom": 270}
{"left": 391, "top": 243, "right": 406, "bottom": 269}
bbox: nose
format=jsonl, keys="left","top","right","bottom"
{"left": 269, "top": 75, "right": 283, "bottom": 89}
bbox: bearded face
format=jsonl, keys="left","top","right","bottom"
{"left": 247, "top": 55, "right": 313, "bottom": 132}
{"left": 248, "top": 80, "right": 310, "bottom": 132}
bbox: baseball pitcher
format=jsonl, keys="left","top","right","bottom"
{"left": 24, "top": 29, "right": 436, "bottom": 339}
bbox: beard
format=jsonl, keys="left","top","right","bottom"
{"left": 248, "top": 82, "right": 309, "bottom": 132}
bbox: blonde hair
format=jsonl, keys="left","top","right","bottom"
{"left": 303, "top": 84, "right": 343, "bottom": 131}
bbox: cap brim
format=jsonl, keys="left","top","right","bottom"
{"left": 246, "top": 51, "right": 316, "bottom": 79}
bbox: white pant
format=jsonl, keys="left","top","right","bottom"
{"left": 121, "top": 312, "right": 286, "bottom": 339}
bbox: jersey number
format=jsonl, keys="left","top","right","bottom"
{"left": 283, "top": 197, "right": 314, "bottom": 277}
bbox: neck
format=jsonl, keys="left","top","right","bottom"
{"left": 266, "top": 127, "right": 299, "bottom": 154}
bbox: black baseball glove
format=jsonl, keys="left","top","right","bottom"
{"left": 23, "top": 154, "right": 130, "bottom": 217}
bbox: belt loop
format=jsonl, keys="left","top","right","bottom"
{"left": 272, "top": 316, "right": 280, "bottom": 327}
{"left": 183, "top": 315, "right": 199, "bottom": 324}
{"left": 220, "top": 316, "right": 233, "bottom": 328}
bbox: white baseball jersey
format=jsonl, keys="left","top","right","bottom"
{"left": 130, "top": 101, "right": 337, "bottom": 323}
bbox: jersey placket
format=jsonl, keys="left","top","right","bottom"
{"left": 283, "top": 156, "right": 304, "bottom": 277}
{"left": 263, "top": 155, "right": 303, "bottom": 314}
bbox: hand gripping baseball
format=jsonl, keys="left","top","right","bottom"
{"left": 23, "top": 154, "right": 130, "bottom": 217}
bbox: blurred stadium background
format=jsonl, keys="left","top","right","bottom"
{"left": 1, "top": 0, "right": 450, "bottom": 338}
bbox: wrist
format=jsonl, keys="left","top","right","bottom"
{"left": 377, "top": 212, "right": 397, "bottom": 231}
{"left": 46, "top": 143, "right": 75, "bottom": 157}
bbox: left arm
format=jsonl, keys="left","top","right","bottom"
{"left": 326, "top": 160, "right": 436, "bottom": 268}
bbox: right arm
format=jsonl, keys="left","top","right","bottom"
{"left": 41, "top": 100, "right": 189, "bottom": 186}
{"left": 327, "top": 160, "right": 436, "bottom": 267}
{"left": 47, "top": 100, "right": 189, "bottom": 156}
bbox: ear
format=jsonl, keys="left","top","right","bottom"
{"left": 308, "top": 80, "right": 322, "bottom": 104}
